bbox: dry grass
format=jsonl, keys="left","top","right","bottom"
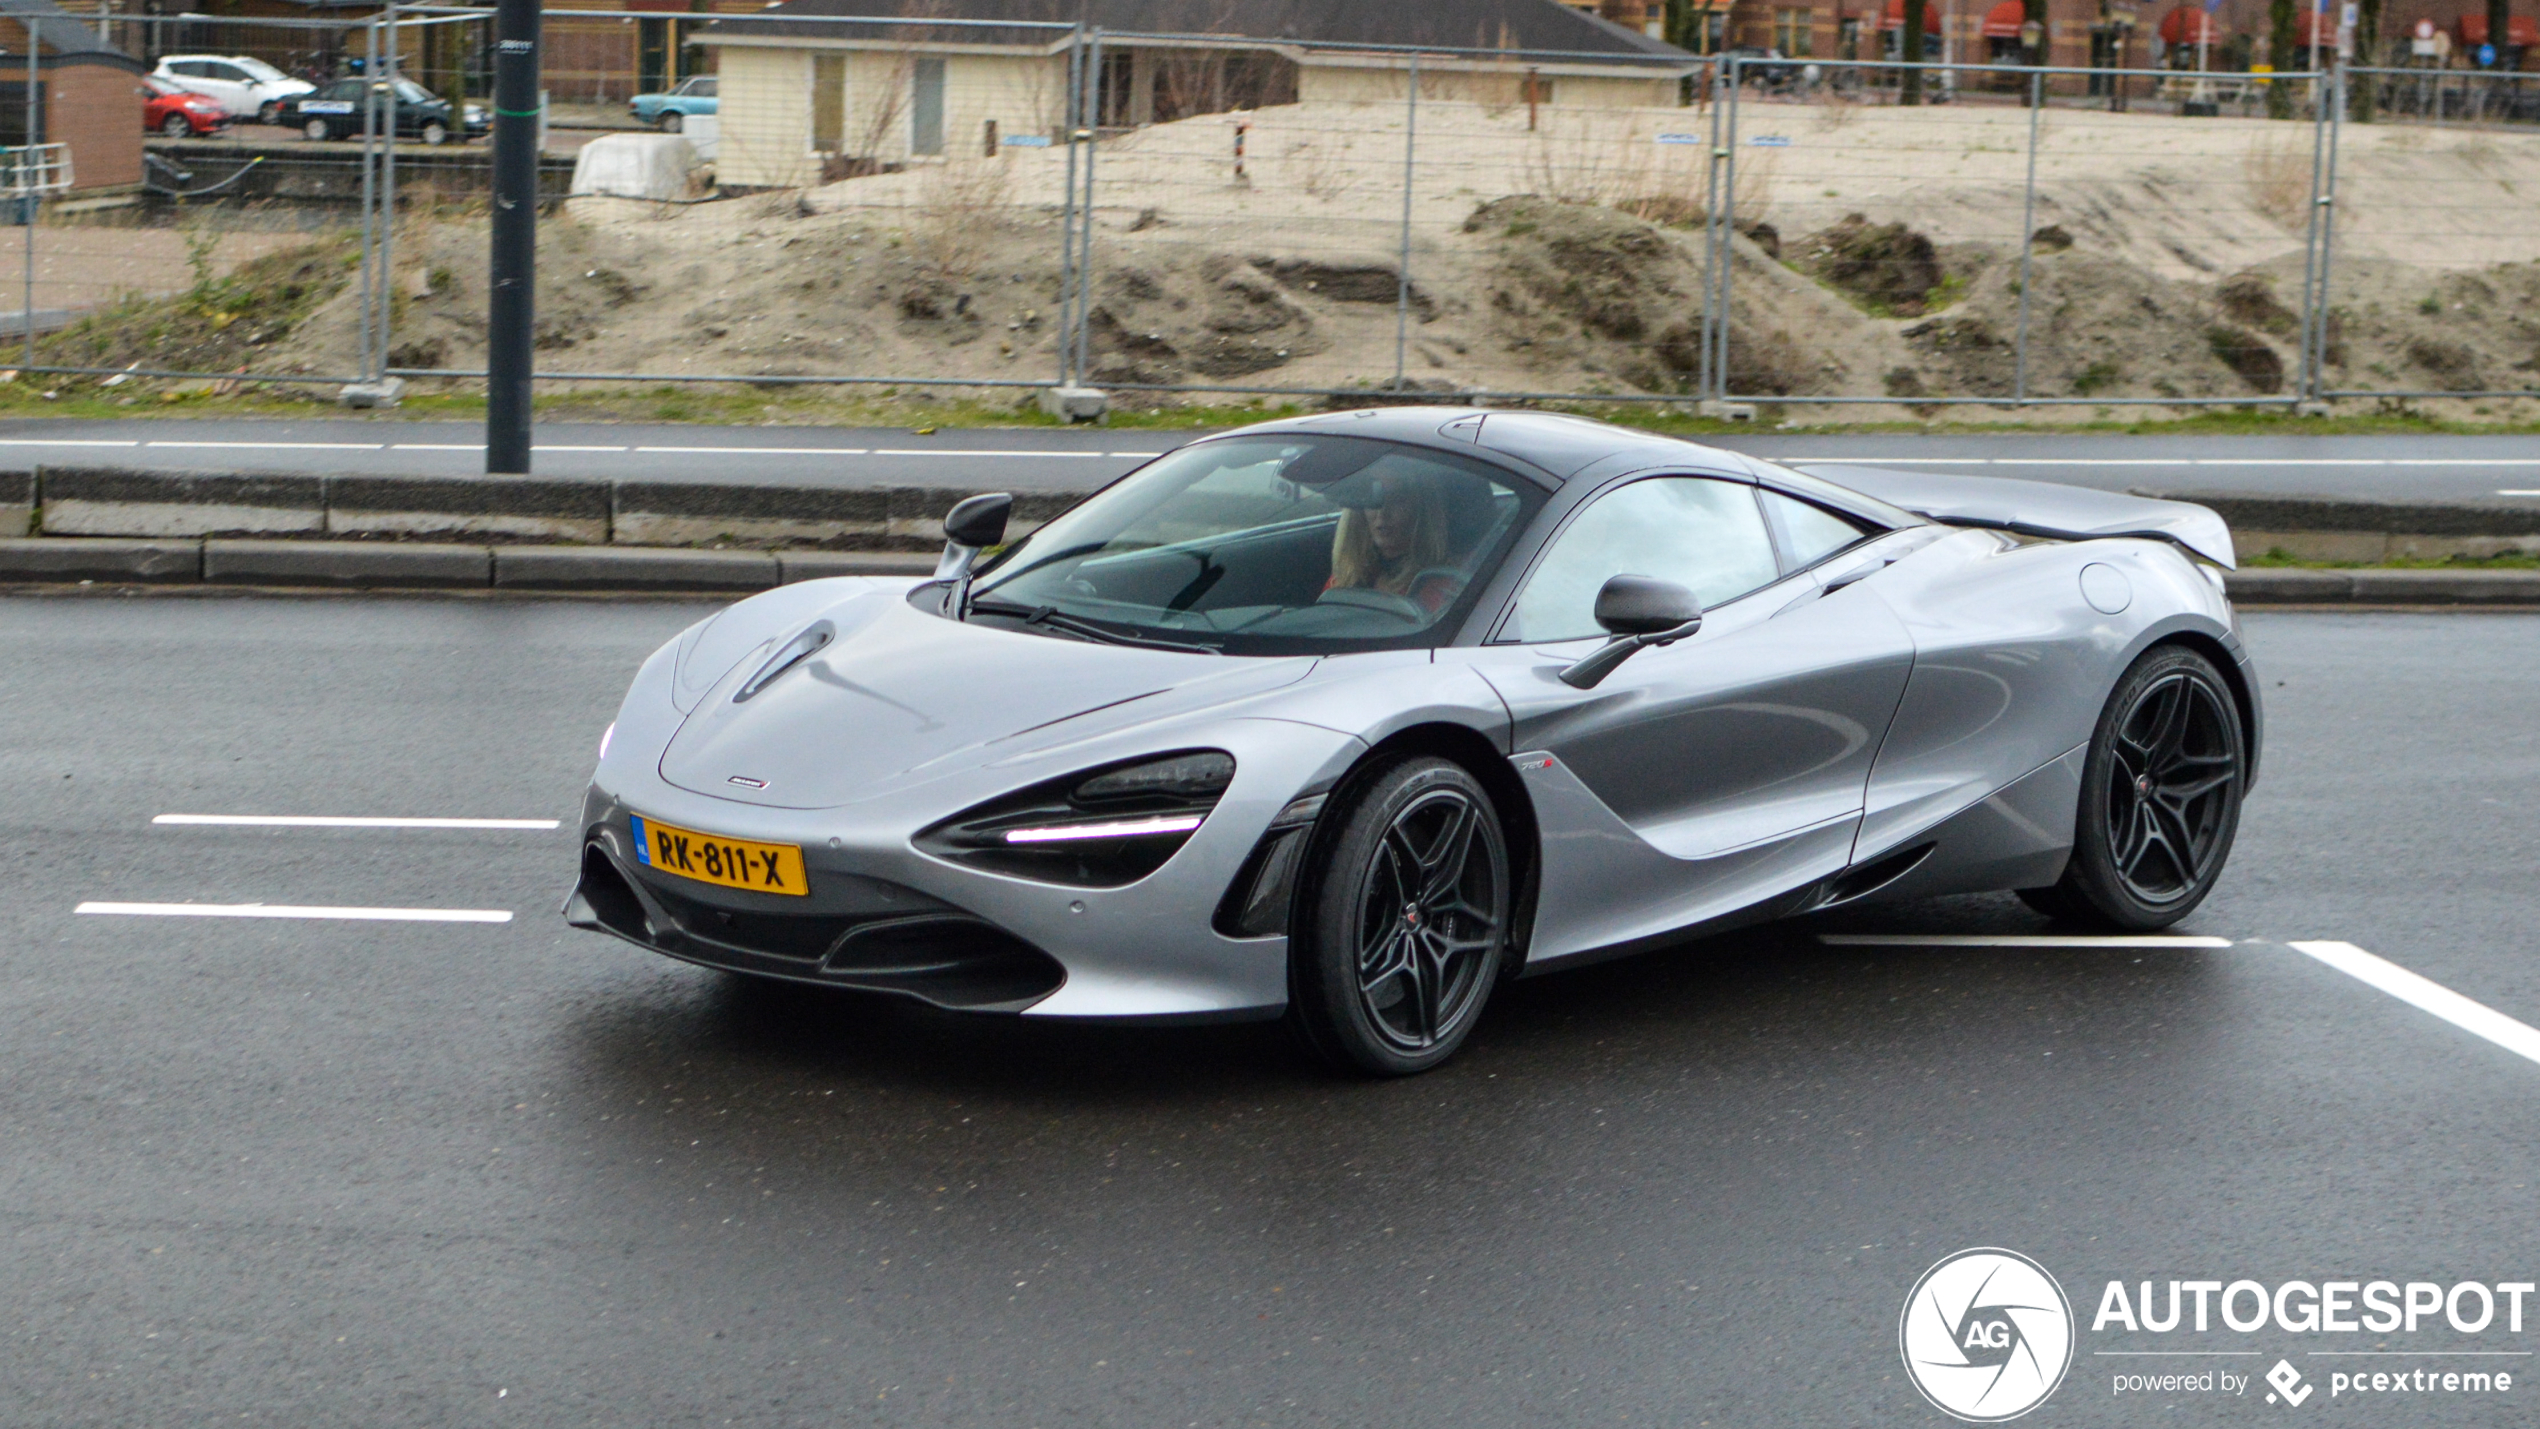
{"left": 913, "top": 155, "right": 1015, "bottom": 278}
{"left": 2242, "top": 133, "right": 2313, "bottom": 231}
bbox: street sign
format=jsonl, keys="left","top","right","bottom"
{"left": 2479, "top": 41, "right": 2498, "bottom": 65}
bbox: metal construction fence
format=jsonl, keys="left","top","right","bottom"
{"left": 25, "top": 13, "right": 2540, "bottom": 411}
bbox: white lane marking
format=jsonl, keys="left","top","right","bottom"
{"left": 146, "top": 440, "right": 382, "bottom": 450}
{"left": 533, "top": 444, "right": 626, "bottom": 452}
{"left": 2501, "top": 489, "right": 2540, "bottom": 496}
{"left": 2289, "top": 940, "right": 2540, "bottom": 1068}
{"left": 0, "top": 438, "right": 138, "bottom": 447}
{"left": 631, "top": 445, "right": 871, "bottom": 455}
{"left": 1817, "top": 933, "right": 2235, "bottom": 947}
{"left": 869, "top": 448, "right": 1122, "bottom": 458}
{"left": 1787, "top": 457, "right": 2540, "bottom": 469}
{"left": 153, "top": 814, "right": 559, "bottom": 830}
{"left": 391, "top": 443, "right": 484, "bottom": 451}
{"left": 76, "top": 901, "right": 512, "bottom": 923}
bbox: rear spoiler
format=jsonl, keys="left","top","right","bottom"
{"left": 1794, "top": 465, "right": 2238, "bottom": 569}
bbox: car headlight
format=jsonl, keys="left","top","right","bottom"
{"left": 916, "top": 751, "right": 1234, "bottom": 888}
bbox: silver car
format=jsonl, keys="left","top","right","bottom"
{"left": 568, "top": 409, "right": 2259, "bottom": 1074}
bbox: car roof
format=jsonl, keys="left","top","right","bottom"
{"left": 1213, "top": 405, "right": 1733, "bottom": 484}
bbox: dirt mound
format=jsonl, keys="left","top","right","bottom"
{"left": 1798, "top": 214, "right": 1948, "bottom": 317}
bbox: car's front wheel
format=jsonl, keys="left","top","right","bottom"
{"left": 2021, "top": 645, "right": 2246, "bottom": 929}
{"left": 259, "top": 100, "right": 283, "bottom": 125}
{"left": 302, "top": 118, "right": 332, "bottom": 142}
{"left": 1289, "top": 756, "right": 1512, "bottom": 1076}
{"left": 659, "top": 111, "right": 683, "bottom": 134}
{"left": 421, "top": 120, "right": 449, "bottom": 145}
{"left": 162, "top": 112, "right": 194, "bottom": 138}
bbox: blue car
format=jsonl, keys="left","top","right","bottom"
{"left": 629, "top": 75, "right": 716, "bottom": 132}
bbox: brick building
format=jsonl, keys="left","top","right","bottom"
{"left": 0, "top": 0, "right": 146, "bottom": 197}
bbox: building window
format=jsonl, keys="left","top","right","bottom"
{"left": 1683, "top": 6, "right": 1729, "bottom": 53}
{"left": 1776, "top": 7, "right": 1816, "bottom": 55}
{"left": 811, "top": 53, "right": 845, "bottom": 152}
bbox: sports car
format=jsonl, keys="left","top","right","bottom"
{"left": 568, "top": 408, "right": 2258, "bottom": 1075}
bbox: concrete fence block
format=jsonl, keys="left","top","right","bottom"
{"left": 2222, "top": 569, "right": 2356, "bottom": 602}
{"left": 0, "top": 537, "right": 202, "bottom": 582}
{"left": 326, "top": 475, "right": 612, "bottom": 543}
{"left": 204, "top": 540, "right": 492, "bottom": 588}
{"left": 39, "top": 469, "right": 325, "bottom": 538}
{"left": 0, "top": 468, "right": 31, "bottom": 535}
{"left": 495, "top": 545, "right": 781, "bottom": 591}
{"left": 778, "top": 551, "right": 938, "bottom": 583}
{"left": 614, "top": 481, "right": 889, "bottom": 549}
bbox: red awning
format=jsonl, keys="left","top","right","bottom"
{"left": 1982, "top": 1, "right": 2027, "bottom": 38}
{"left": 1881, "top": 0, "right": 1946, "bottom": 32}
{"left": 2159, "top": 7, "right": 2224, "bottom": 43}
{"left": 2457, "top": 13, "right": 2540, "bottom": 45}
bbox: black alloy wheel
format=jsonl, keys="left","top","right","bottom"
{"left": 1291, "top": 757, "right": 1512, "bottom": 1076}
{"left": 2022, "top": 645, "right": 2245, "bottom": 930}
{"left": 259, "top": 100, "right": 283, "bottom": 125}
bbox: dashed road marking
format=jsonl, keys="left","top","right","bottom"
{"left": 76, "top": 901, "right": 513, "bottom": 923}
{"left": 153, "top": 814, "right": 559, "bottom": 830}
{"left": 1816, "top": 933, "right": 2235, "bottom": 947}
{"left": 2289, "top": 939, "right": 2540, "bottom": 1069}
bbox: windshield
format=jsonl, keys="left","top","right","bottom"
{"left": 392, "top": 80, "right": 433, "bottom": 103}
{"left": 234, "top": 57, "right": 288, "bottom": 82}
{"left": 966, "top": 435, "right": 1543, "bottom": 654}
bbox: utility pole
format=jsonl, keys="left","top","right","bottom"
{"left": 486, "top": 0, "right": 540, "bottom": 475}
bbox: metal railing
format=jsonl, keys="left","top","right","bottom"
{"left": 19, "top": 14, "right": 2540, "bottom": 412}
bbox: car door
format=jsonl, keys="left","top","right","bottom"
{"left": 1463, "top": 473, "right": 1917, "bottom": 964}
{"left": 201, "top": 62, "right": 256, "bottom": 114}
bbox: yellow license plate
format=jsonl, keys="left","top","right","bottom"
{"left": 629, "top": 814, "right": 808, "bottom": 897}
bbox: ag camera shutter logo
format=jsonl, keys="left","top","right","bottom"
{"left": 1901, "top": 1248, "right": 2076, "bottom": 1422}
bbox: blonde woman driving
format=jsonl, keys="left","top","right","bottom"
{"left": 1326, "top": 472, "right": 1460, "bottom": 614}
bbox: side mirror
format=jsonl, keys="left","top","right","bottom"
{"left": 1559, "top": 575, "right": 1702, "bottom": 689}
{"left": 936, "top": 491, "right": 1013, "bottom": 621}
{"left": 935, "top": 490, "right": 1012, "bottom": 578}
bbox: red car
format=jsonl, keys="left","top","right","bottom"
{"left": 144, "top": 76, "right": 230, "bottom": 137}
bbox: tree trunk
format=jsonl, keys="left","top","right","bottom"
{"left": 2023, "top": 0, "right": 2047, "bottom": 104}
{"left": 1903, "top": 0, "right": 1927, "bottom": 102}
{"left": 2351, "top": 0, "right": 2380, "bottom": 119}
{"left": 2487, "top": 0, "right": 2511, "bottom": 68}
{"left": 2268, "top": 0, "right": 2298, "bottom": 117}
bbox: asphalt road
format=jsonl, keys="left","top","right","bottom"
{"left": 5, "top": 599, "right": 2539, "bottom": 1427}
{"left": 10, "top": 416, "right": 2540, "bottom": 503}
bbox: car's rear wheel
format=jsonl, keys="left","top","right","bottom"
{"left": 303, "top": 118, "right": 332, "bottom": 142}
{"left": 1289, "top": 757, "right": 1511, "bottom": 1076}
{"left": 2020, "top": 645, "right": 2245, "bottom": 930}
{"left": 659, "top": 112, "right": 683, "bottom": 134}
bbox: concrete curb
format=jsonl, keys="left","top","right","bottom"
{"left": 22, "top": 468, "right": 1091, "bottom": 552}
{"left": 4, "top": 536, "right": 2529, "bottom": 603}
{"left": 2225, "top": 568, "right": 2540, "bottom": 604}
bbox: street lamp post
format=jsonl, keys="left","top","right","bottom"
{"left": 485, "top": 0, "right": 540, "bottom": 475}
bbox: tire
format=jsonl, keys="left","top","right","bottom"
{"left": 162, "top": 112, "right": 194, "bottom": 138}
{"left": 1288, "top": 756, "right": 1513, "bottom": 1076}
{"left": 421, "top": 120, "right": 449, "bottom": 146}
{"left": 303, "top": 118, "right": 332, "bottom": 142}
{"left": 259, "top": 100, "right": 283, "bottom": 125}
{"left": 2022, "top": 645, "right": 2246, "bottom": 930}
{"left": 659, "top": 112, "right": 683, "bottom": 134}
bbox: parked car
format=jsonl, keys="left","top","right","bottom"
{"left": 280, "top": 78, "right": 488, "bottom": 145}
{"left": 151, "top": 54, "right": 313, "bottom": 124}
{"left": 629, "top": 75, "right": 716, "bottom": 132}
{"left": 143, "top": 75, "right": 231, "bottom": 138}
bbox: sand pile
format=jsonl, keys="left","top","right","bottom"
{"left": 251, "top": 96, "right": 2540, "bottom": 416}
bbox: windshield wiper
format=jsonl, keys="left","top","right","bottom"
{"left": 965, "top": 599, "right": 1221, "bottom": 654}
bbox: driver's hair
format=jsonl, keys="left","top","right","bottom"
{"left": 1329, "top": 475, "right": 1449, "bottom": 594}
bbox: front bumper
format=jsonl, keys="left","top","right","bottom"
{"left": 565, "top": 717, "right": 1367, "bottom": 1021}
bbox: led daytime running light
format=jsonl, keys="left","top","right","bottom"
{"left": 1002, "top": 814, "right": 1206, "bottom": 845}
